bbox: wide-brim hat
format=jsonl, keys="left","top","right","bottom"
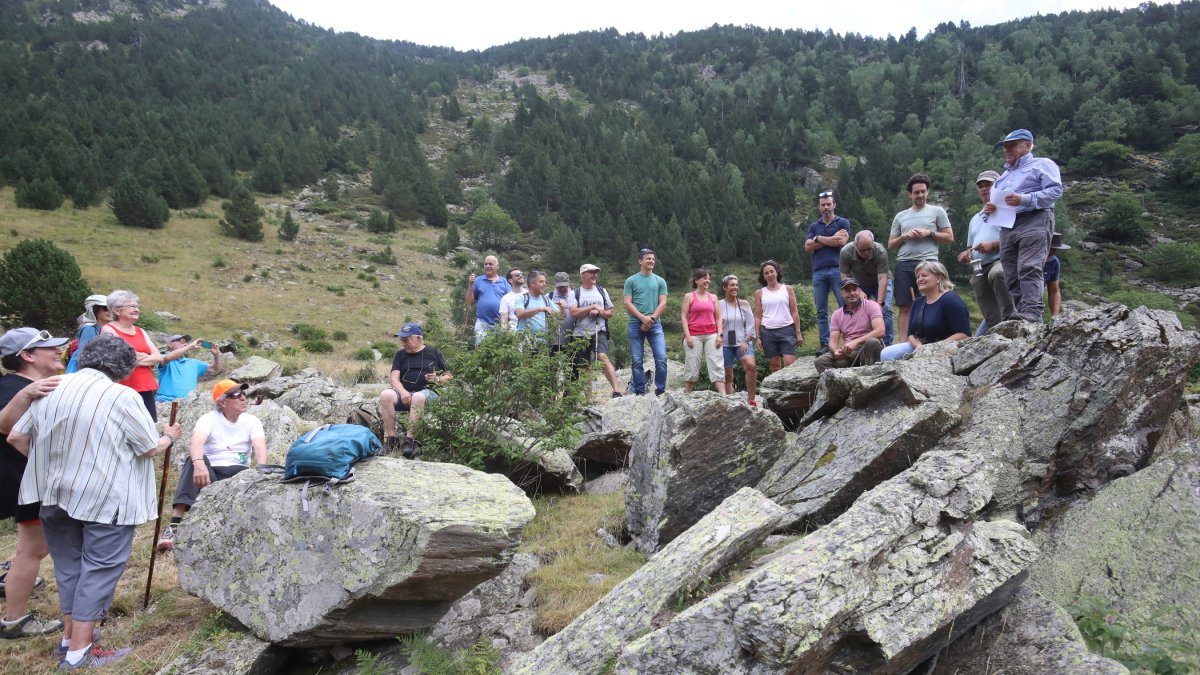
{"left": 1050, "top": 232, "right": 1071, "bottom": 250}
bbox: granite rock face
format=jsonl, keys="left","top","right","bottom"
{"left": 492, "top": 419, "right": 584, "bottom": 496}
{"left": 154, "top": 631, "right": 282, "bottom": 675}
{"left": 174, "top": 457, "right": 535, "bottom": 646}
{"left": 513, "top": 488, "right": 785, "bottom": 675}
{"left": 625, "top": 391, "right": 787, "bottom": 553}
{"left": 229, "top": 355, "right": 283, "bottom": 384}
{"left": 759, "top": 359, "right": 820, "bottom": 429}
{"left": 428, "top": 552, "right": 542, "bottom": 662}
{"left": 572, "top": 395, "right": 662, "bottom": 471}
{"left": 249, "top": 368, "right": 365, "bottom": 424}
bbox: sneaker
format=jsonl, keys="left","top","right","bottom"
{"left": 401, "top": 437, "right": 419, "bottom": 459}
{"left": 382, "top": 436, "right": 400, "bottom": 455}
{"left": 58, "top": 645, "right": 132, "bottom": 670}
{"left": 55, "top": 628, "right": 102, "bottom": 657}
{"left": 749, "top": 400, "right": 758, "bottom": 408}
{"left": 0, "top": 572, "right": 44, "bottom": 598}
{"left": 0, "top": 560, "right": 10, "bottom": 571}
{"left": 156, "top": 524, "right": 177, "bottom": 552}
{"left": 610, "top": 391, "right": 622, "bottom": 398}
{"left": 0, "top": 611, "right": 63, "bottom": 639}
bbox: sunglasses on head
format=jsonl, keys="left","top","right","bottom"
{"left": 760, "top": 259, "right": 777, "bottom": 267}
{"left": 818, "top": 191, "right": 834, "bottom": 198}
{"left": 20, "top": 330, "right": 53, "bottom": 352}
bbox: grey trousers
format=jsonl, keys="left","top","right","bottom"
{"left": 999, "top": 210, "right": 1053, "bottom": 321}
{"left": 814, "top": 338, "right": 883, "bottom": 373}
{"left": 40, "top": 505, "right": 135, "bottom": 622}
{"left": 970, "top": 261, "right": 1015, "bottom": 330}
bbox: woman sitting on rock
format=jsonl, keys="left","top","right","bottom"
{"left": 881, "top": 261, "right": 970, "bottom": 361}
{"left": 157, "top": 379, "right": 266, "bottom": 552}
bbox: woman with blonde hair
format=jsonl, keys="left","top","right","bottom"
{"left": 100, "top": 290, "right": 162, "bottom": 419}
{"left": 881, "top": 261, "right": 970, "bottom": 361}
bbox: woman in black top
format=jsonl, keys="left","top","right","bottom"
{"left": 881, "top": 261, "right": 970, "bottom": 360}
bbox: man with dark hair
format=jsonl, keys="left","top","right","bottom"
{"left": 805, "top": 191, "right": 852, "bottom": 354}
{"left": 623, "top": 248, "right": 668, "bottom": 396}
{"left": 984, "top": 129, "right": 1064, "bottom": 322}
{"left": 888, "top": 174, "right": 954, "bottom": 342}
{"left": 814, "top": 279, "right": 885, "bottom": 373}
{"left": 497, "top": 267, "right": 527, "bottom": 331}
{"left": 0, "top": 328, "right": 68, "bottom": 640}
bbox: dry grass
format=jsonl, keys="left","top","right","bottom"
{"left": 520, "top": 491, "right": 646, "bottom": 634}
{"left": 0, "top": 456, "right": 219, "bottom": 674}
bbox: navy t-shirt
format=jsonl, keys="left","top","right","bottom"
{"left": 0, "top": 373, "right": 33, "bottom": 520}
{"left": 910, "top": 291, "right": 971, "bottom": 344}
{"left": 1044, "top": 256, "right": 1061, "bottom": 283}
{"left": 807, "top": 216, "right": 853, "bottom": 272}
{"left": 391, "top": 346, "right": 448, "bottom": 394}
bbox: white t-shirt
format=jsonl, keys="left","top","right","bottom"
{"left": 498, "top": 289, "right": 527, "bottom": 330}
{"left": 193, "top": 410, "right": 265, "bottom": 467}
{"left": 572, "top": 286, "right": 611, "bottom": 336}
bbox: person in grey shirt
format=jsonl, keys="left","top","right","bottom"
{"left": 839, "top": 231, "right": 894, "bottom": 345}
{"left": 888, "top": 174, "right": 953, "bottom": 342}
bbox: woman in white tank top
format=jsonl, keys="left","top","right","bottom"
{"left": 754, "top": 260, "right": 804, "bottom": 372}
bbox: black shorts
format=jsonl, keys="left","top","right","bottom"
{"left": 894, "top": 260, "right": 922, "bottom": 307}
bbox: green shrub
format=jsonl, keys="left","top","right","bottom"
{"left": 212, "top": 254, "right": 227, "bottom": 268}
{"left": 1070, "top": 595, "right": 1198, "bottom": 674}
{"left": 136, "top": 312, "right": 168, "bottom": 333}
{"left": 140, "top": 254, "right": 160, "bottom": 264}
{"left": 371, "top": 341, "right": 399, "bottom": 358}
{"left": 1144, "top": 243, "right": 1200, "bottom": 286}
{"left": 291, "top": 323, "right": 327, "bottom": 340}
{"left": 0, "top": 239, "right": 90, "bottom": 333}
{"left": 351, "top": 347, "right": 375, "bottom": 361}
{"left": 1091, "top": 194, "right": 1147, "bottom": 244}
{"left": 302, "top": 339, "right": 333, "bottom": 353}
{"left": 1074, "top": 140, "right": 1133, "bottom": 175}
{"left": 331, "top": 330, "right": 348, "bottom": 341}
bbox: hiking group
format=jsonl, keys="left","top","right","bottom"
{"left": 0, "top": 127, "right": 1065, "bottom": 669}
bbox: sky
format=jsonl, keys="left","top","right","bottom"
{"left": 267, "top": 0, "right": 1156, "bottom": 51}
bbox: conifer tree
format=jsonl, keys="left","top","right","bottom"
{"left": 323, "top": 176, "right": 340, "bottom": 202}
{"left": 14, "top": 176, "right": 65, "bottom": 211}
{"left": 0, "top": 239, "right": 90, "bottom": 333}
{"left": 252, "top": 155, "right": 284, "bottom": 194}
{"left": 278, "top": 209, "right": 299, "bottom": 241}
{"left": 367, "top": 207, "right": 388, "bottom": 233}
{"left": 219, "top": 182, "right": 264, "bottom": 241}
{"left": 110, "top": 173, "right": 170, "bottom": 229}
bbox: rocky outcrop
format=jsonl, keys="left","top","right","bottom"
{"left": 1028, "top": 441, "right": 1200, "bottom": 659}
{"left": 625, "top": 392, "right": 787, "bottom": 553}
{"left": 229, "top": 356, "right": 283, "bottom": 384}
{"left": 155, "top": 631, "right": 282, "bottom": 675}
{"left": 428, "top": 552, "right": 542, "bottom": 657}
{"left": 249, "top": 368, "right": 365, "bottom": 424}
{"left": 572, "top": 395, "right": 661, "bottom": 471}
{"left": 493, "top": 420, "right": 583, "bottom": 495}
{"left": 759, "top": 359, "right": 820, "bottom": 429}
{"left": 512, "top": 488, "right": 785, "bottom": 675}
{"left": 758, "top": 359, "right": 965, "bottom": 530}
{"left": 174, "top": 457, "right": 535, "bottom": 646}
{"left": 932, "top": 587, "right": 1129, "bottom": 675}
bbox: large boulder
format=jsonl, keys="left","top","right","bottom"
{"left": 492, "top": 419, "right": 584, "bottom": 495}
{"left": 759, "top": 359, "right": 820, "bottom": 429}
{"left": 625, "top": 391, "right": 787, "bottom": 553}
{"left": 250, "top": 368, "right": 365, "bottom": 424}
{"left": 757, "top": 359, "right": 965, "bottom": 530}
{"left": 571, "top": 395, "right": 661, "bottom": 472}
{"left": 229, "top": 356, "right": 283, "bottom": 384}
{"left": 932, "top": 587, "right": 1129, "bottom": 675}
{"left": 512, "top": 488, "right": 785, "bottom": 675}
{"left": 155, "top": 631, "right": 282, "bottom": 675}
{"left": 174, "top": 457, "right": 535, "bottom": 646}
{"left": 428, "top": 552, "right": 542, "bottom": 660}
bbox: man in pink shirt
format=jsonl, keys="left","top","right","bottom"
{"left": 815, "top": 278, "right": 885, "bottom": 373}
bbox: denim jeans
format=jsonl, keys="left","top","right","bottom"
{"left": 880, "top": 341, "right": 916, "bottom": 361}
{"left": 859, "top": 279, "right": 895, "bottom": 346}
{"left": 628, "top": 320, "right": 667, "bottom": 394}
{"left": 812, "top": 267, "right": 845, "bottom": 347}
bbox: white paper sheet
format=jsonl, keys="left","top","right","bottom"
{"left": 987, "top": 190, "right": 1017, "bottom": 229}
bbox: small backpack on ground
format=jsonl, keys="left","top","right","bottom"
{"left": 346, "top": 402, "right": 385, "bottom": 442}
{"left": 283, "top": 423, "right": 381, "bottom": 484}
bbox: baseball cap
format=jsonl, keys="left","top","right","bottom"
{"left": 167, "top": 334, "right": 192, "bottom": 343}
{"left": 395, "top": 322, "right": 423, "bottom": 338}
{"left": 975, "top": 170, "right": 1000, "bottom": 185}
{"left": 554, "top": 272, "right": 571, "bottom": 287}
{"left": 212, "top": 379, "right": 248, "bottom": 401}
{"left": 996, "top": 129, "right": 1035, "bottom": 146}
{"left": 840, "top": 278, "right": 862, "bottom": 290}
{"left": 579, "top": 263, "right": 601, "bottom": 275}
{"left": 0, "top": 328, "right": 69, "bottom": 358}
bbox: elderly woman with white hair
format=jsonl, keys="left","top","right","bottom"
{"left": 880, "top": 261, "right": 971, "bottom": 361}
{"left": 156, "top": 378, "right": 265, "bottom": 552}
{"left": 100, "top": 289, "right": 161, "bottom": 419}
{"left": 9, "top": 335, "right": 180, "bottom": 670}
{"left": 65, "top": 294, "right": 110, "bottom": 374}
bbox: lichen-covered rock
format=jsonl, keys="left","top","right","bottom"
{"left": 170, "top": 398, "right": 304, "bottom": 471}
{"left": 932, "top": 587, "right": 1129, "bottom": 675}
{"left": 155, "top": 631, "right": 282, "bottom": 675}
{"left": 583, "top": 470, "right": 626, "bottom": 495}
{"left": 492, "top": 420, "right": 583, "bottom": 496}
{"left": 1028, "top": 442, "right": 1200, "bottom": 663}
{"left": 759, "top": 359, "right": 820, "bottom": 429}
{"left": 249, "top": 368, "right": 364, "bottom": 424}
{"left": 625, "top": 391, "right": 787, "bottom": 553}
{"left": 229, "top": 355, "right": 283, "bottom": 384}
{"left": 429, "top": 552, "right": 542, "bottom": 658}
{"left": 758, "top": 359, "right": 965, "bottom": 529}
{"left": 615, "top": 450, "right": 1040, "bottom": 673}
{"left": 572, "top": 395, "right": 664, "bottom": 470}
{"left": 174, "top": 457, "right": 535, "bottom": 646}
{"left": 513, "top": 488, "right": 786, "bottom": 675}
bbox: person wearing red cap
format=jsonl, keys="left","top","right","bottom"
{"left": 156, "top": 379, "right": 264, "bottom": 551}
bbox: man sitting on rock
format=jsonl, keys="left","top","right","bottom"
{"left": 814, "top": 279, "right": 885, "bottom": 373}
{"left": 157, "top": 379, "right": 265, "bottom": 551}
{"left": 156, "top": 334, "right": 222, "bottom": 403}
{"left": 379, "top": 322, "right": 452, "bottom": 458}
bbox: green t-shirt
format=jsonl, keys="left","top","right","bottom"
{"left": 623, "top": 272, "right": 668, "bottom": 317}
{"left": 890, "top": 205, "right": 951, "bottom": 261}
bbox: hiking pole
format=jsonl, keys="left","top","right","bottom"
{"left": 143, "top": 401, "right": 179, "bottom": 610}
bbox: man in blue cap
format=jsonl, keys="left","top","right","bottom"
{"left": 983, "top": 129, "right": 1063, "bottom": 322}
{"left": 378, "top": 322, "right": 451, "bottom": 458}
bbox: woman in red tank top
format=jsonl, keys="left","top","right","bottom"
{"left": 100, "top": 289, "right": 162, "bottom": 420}
{"left": 680, "top": 268, "right": 727, "bottom": 394}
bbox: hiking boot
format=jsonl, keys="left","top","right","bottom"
{"left": 58, "top": 645, "right": 132, "bottom": 670}
{"left": 0, "top": 572, "right": 43, "bottom": 598}
{"left": 610, "top": 391, "right": 623, "bottom": 398}
{"left": 55, "top": 628, "right": 101, "bottom": 657}
{"left": 382, "top": 436, "right": 400, "bottom": 455}
{"left": 0, "top": 611, "right": 63, "bottom": 639}
{"left": 401, "top": 437, "right": 419, "bottom": 459}
{"left": 156, "top": 524, "right": 177, "bottom": 552}
{"left": 816, "top": 344, "right": 830, "bottom": 357}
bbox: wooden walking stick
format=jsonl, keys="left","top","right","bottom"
{"left": 143, "top": 401, "right": 179, "bottom": 609}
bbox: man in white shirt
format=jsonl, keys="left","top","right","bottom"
{"left": 497, "top": 268, "right": 527, "bottom": 330}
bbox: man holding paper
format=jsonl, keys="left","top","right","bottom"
{"left": 983, "top": 129, "right": 1063, "bottom": 322}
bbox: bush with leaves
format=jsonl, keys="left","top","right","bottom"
{"left": 219, "top": 182, "right": 264, "bottom": 241}
{"left": 0, "top": 239, "right": 91, "bottom": 333}
{"left": 1144, "top": 243, "right": 1200, "bottom": 286}
{"left": 1073, "top": 140, "right": 1133, "bottom": 175}
{"left": 15, "top": 176, "right": 64, "bottom": 210}
{"left": 419, "top": 329, "right": 588, "bottom": 471}
{"left": 110, "top": 173, "right": 170, "bottom": 229}
{"left": 466, "top": 203, "right": 519, "bottom": 253}
{"left": 1167, "top": 134, "right": 1200, "bottom": 200}
{"left": 1091, "top": 193, "right": 1147, "bottom": 244}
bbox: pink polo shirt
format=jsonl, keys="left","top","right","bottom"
{"left": 830, "top": 299, "right": 882, "bottom": 342}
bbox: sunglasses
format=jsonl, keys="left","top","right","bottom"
{"left": 20, "top": 330, "right": 53, "bottom": 352}
{"left": 222, "top": 390, "right": 246, "bottom": 400}
{"left": 818, "top": 191, "right": 834, "bottom": 198}
{"left": 760, "top": 259, "right": 777, "bottom": 267}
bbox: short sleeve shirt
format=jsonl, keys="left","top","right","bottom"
{"left": 0, "top": 374, "right": 33, "bottom": 519}
{"left": 830, "top": 299, "right": 883, "bottom": 343}
{"left": 966, "top": 212, "right": 1003, "bottom": 266}
{"left": 1044, "top": 256, "right": 1061, "bottom": 283}
{"left": 194, "top": 410, "right": 265, "bottom": 467}
{"left": 573, "top": 286, "right": 612, "bottom": 336}
{"left": 473, "top": 276, "right": 512, "bottom": 325}
{"left": 156, "top": 357, "right": 210, "bottom": 402}
{"left": 516, "top": 293, "right": 557, "bottom": 334}
{"left": 891, "top": 205, "right": 951, "bottom": 262}
{"left": 839, "top": 242, "right": 889, "bottom": 283}
{"left": 391, "top": 346, "right": 448, "bottom": 394}
{"left": 623, "top": 273, "right": 668, "bottom": 317}
{"left": 807, "top": 217, "right": 853, "bottom": 271}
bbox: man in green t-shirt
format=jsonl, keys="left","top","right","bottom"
{"left": 622, "top": 248, "right": 668, "bottom": 395}
{"left": 888, "top": 173, "right": 953, "bottom": 342}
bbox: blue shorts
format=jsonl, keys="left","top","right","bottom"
{"left": 760, "top": 325, "right": 797, "bottom": 359}
{"left": 395, "top": 388, "right": 439, "bottom": 412}
{"left": 723, "top": 343, "right": 755, "bottom": 368}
